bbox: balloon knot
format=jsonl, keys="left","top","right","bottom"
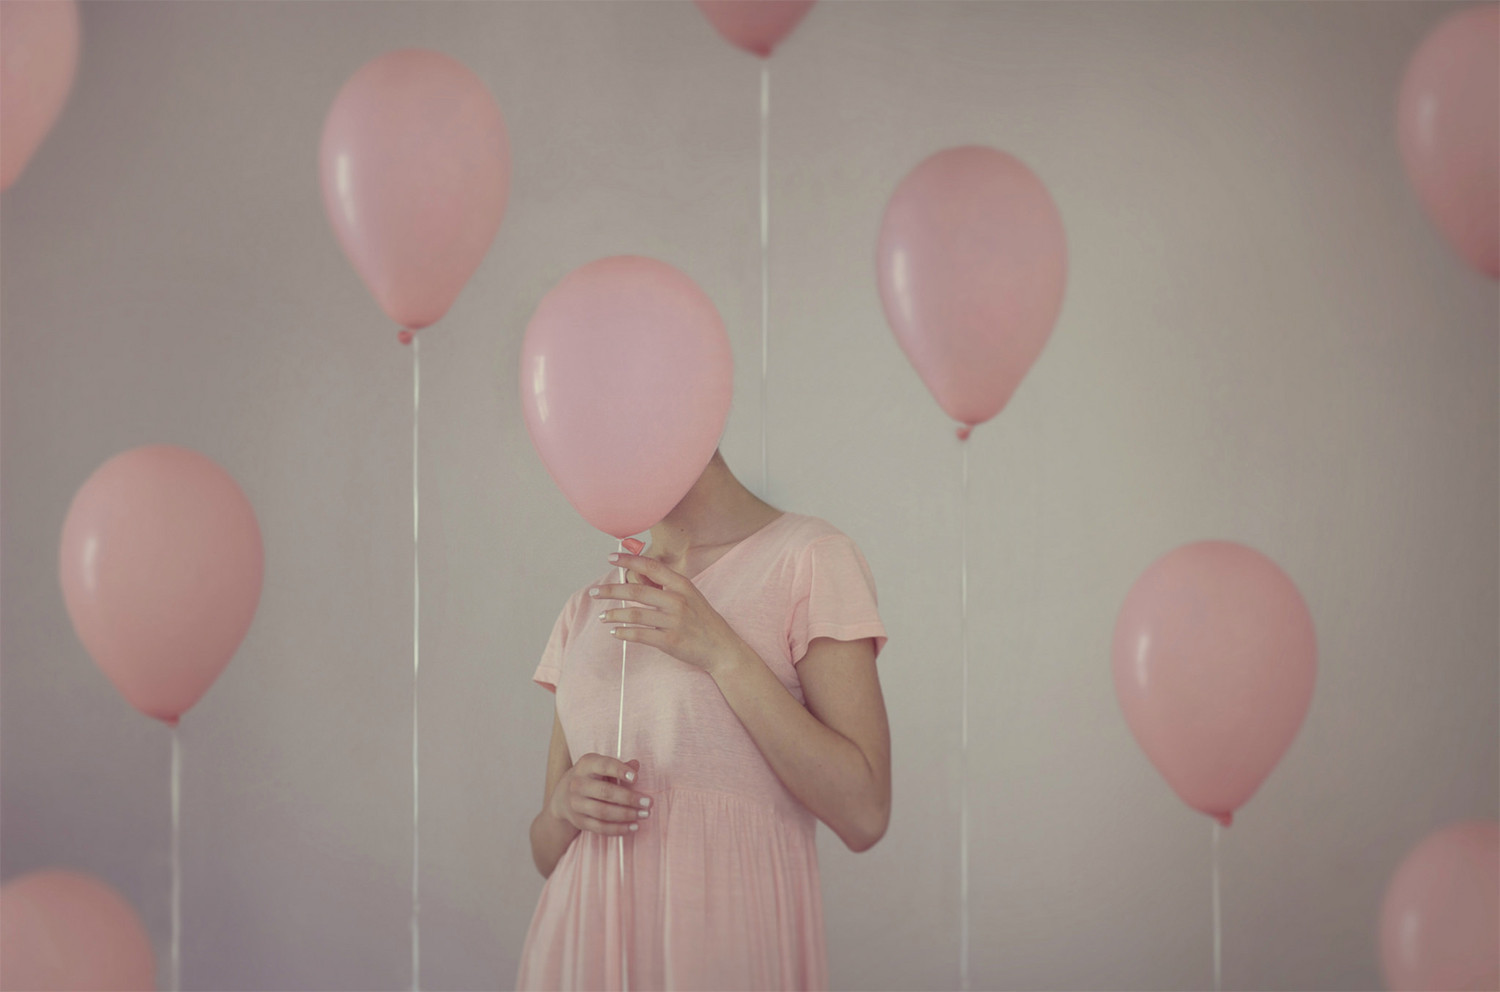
{"left": 621, "top": 538, "right": 646, "bottom": 555}
{"left": 1214, "top": 811, "right": 1233, "bottom": 828}
{"left": 956, "top": 425, "right": 973, "bottom": 441}
{"left": 398, "top": 330, "right": 415, "bottom": 346}
{"left": 161, "top": 715, "right": 180, "bottom": 729}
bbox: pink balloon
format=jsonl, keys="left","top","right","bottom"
{"left": 1396, "top": 4, "right": 1500, "bottom": 280}
{"left": 1380, "top": 821, "right": 1500, "bottom": 992}
{"left": 0, "top": 870, "right": 155, "bottom": 991}
{"left": 320, "top": 49, "right": 510, "bottom": 332}
{"left": 1111, "top": 541, "right": 1317, "bottom": 826}
{"left": 877, "top": 146, "right": 1067, "bottom": 438}
{"left": 521, "top": 256, "right": 733, "bottom": 540}
{"left": 0, "top": 0, "right": 80, "bottom": 190}
{"left": 694, "top": 0, "right": 815, "bottom": 58}
{"left": 59, "top": 445, "right": 263, "bottom": 725}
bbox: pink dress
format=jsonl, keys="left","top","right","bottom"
{"left": 518, "top": 513, "right": 886, "bottom": 992}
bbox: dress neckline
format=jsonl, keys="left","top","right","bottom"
{"left": 644, "top": 511, "right": 790, "bottom": 584}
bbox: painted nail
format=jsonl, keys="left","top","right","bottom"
{"left": 629, "top": 823, "right": 639, "bottom": 832}
{"left": 624, "top": 770, "right": 636, "bottom": 782}
{"left": 638, "top": 809, "right": 650, "bottom": 818}
{"left": 610, "top": 628, "right": 620, "bottom": 637}
{"left": 589, "top": 588, "right": 601, "bottom": 598}
{"left": 608, "top": 554, "right": 621, "bottom": 563}
{"left": 598, "top": 612, "right": 607, "bottom": 621}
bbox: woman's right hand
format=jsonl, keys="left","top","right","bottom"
{"left": 547, "top": 754, "right": 650, "bottom": 836}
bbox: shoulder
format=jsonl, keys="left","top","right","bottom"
{"left": 772, "top": 513, "right": 875, "bottom": 578}
{"left": 772, "top": 512, "right": 856, "bottom": 548}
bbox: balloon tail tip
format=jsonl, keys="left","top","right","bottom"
{"left": 161, "top": 715, "right": 180, "bottom": 729}
{"left": 1215, "top": 812, "right": 1233, "bottom": 827}
{"left": 621, "top": 538, "right": 646, "bottom": 555}
{"left": 956, "top": 425, "right": 973, "bottom": 441}
{"left": 398, "top": 330, "right": 415, "bottom": 346}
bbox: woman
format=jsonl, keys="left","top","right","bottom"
{"left": 519, "top": 449, "right": 890, "bottom": 991}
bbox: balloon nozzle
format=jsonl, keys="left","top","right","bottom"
{"left": 398, "top": 330, "right": 415, "bottom": 346}
{"left": 1213, "top": 811, "right": 1233, "bottom": 828}
{"left": 956, "top": 424, "right": 973, "bottom": 441}
{"left": 621, "top": 538, "right": 646, "bottom": 555}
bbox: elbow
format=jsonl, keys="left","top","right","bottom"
{"left": 839, "top": 796, "right": 891, "bottom": 853}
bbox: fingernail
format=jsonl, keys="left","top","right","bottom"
{"left": 610, "top": 628, "right": 620, "bottom": 637}
{"left": 608, "top": 554, "right": 621, "bottom": 563}
{"left": 639, "top": 797, "right": 651, "bottom": 808}
{"left": 588, "top": 588, "right": 600, "bottom": 598}
{"left": 598, "top": 612, "right": 607, "bottom": 621}
{"left": 629, "top": 823, "right": 639, "bottom": 832}
{"left": 625, "top": 770, "right": 636, "bottom": 782}
{"left": 638, "top": 808, "right": 650, "bottom": 818}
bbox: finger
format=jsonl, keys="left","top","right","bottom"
{"left": 574, "top": 796, "right": 651, "bottom": 824}
{"left": 607, "top": 553, "right": 692, "bottom": 594}
{"left": 578, "top": 753, "right": 638, "bottom": 784}
{"left": 575, "top": 775, "right": 651, "bottom": 810}
{"left": 589, "top": 583, "right": 675, "bottom": 610}
{"left": 610, "top": 625, "right": 670, "bottom": 651}
{"left": 577, "top": 815, "right": 641, "bottom": 837}
{"left": 599, "top": 606, "right": 677, "bottom": 629}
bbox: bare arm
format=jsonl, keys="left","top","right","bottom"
{"left": 709, "top": 634, "right": 891, "bottom": 851}
{"left": 529, "top": 710, "right": 649, "bottom": 878}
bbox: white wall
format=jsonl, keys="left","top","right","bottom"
{"left": 2, "top": 2, "right": 1494, "bottom": 990}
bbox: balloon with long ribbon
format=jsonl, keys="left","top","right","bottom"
{"left": 1112, "top": 540, "right": 1317, "bottom": 826}
{"left": 319, "top": 48, "right": 510, "bottom": 339}
{"left": 60, "top": 444, "right": 264, "bottom": 724}
{"left": 877, "top": 145, "right": 1067, "bottom": 441}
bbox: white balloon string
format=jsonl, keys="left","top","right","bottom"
{"left": 171, "top": 723, "right": 182, "bottom": 992}
{"left": 616, "top": 538, "right": 629, "bottom": 992}
{"left": 412, "top": 336, "right": 422, "bottom": 992}
{"left": 959, "top": 440, "right": 970, "bottom": 992}
{"left": 759, "top": 60, "right": 770, "bottom": 499}
{"left": 1213, "top": 821, "right": 1222, "bottom": 992}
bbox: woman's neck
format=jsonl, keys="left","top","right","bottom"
{"left": 645, "top": 451, "right": 781, "bottom": 572}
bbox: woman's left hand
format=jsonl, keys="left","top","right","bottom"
{"left": 590, "top": 553, "right": 746, "bottom": 676}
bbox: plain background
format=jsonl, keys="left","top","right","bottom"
{"left": 2, "top": 2, "right": 1495, "bottom": 990}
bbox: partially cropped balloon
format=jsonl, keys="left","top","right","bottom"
{"left": 1396, "top": 4, "right": 1499, "bottom": 279}
{"left": 877, "top": 146, "right": 1067, "bottom": 438}
{"left": 60, "top": 445, "right": 264, "bottom": 724}
{"left": 0, "top": 0, "right": 80, "bottom": 190}
{"left": 0, "top": 870, "right": 155, "bottom": 991}
{"left": 320, "top": 48, "right": 510, "bottom": 332}
{"left": 1380, "top": 821, "right": 1499, "bottom": 992}
{"left": 694, "top": 0, "right": 815, "bottom": 58}
{"left": 1111, "top": 541, "right": 1316, "bottom": 826}
{"left": 521, "top": 256, "right": 733, "bottom": 540}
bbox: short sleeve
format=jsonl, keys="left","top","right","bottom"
{"left": 787, "top": 534, "right": 888, "bottom": 665}
{"left": 532, "top": 596, "right": 578, "bottom": 693}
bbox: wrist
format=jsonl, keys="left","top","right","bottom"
{"left": 707, "top": 638, "right": 761, "bottom": 683}
{"left": 541, "top": 795, "right": 580, "bottom": 837}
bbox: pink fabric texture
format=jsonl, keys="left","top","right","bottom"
{"left": 519, "top": 513, "right": 886, "bottom": 991}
